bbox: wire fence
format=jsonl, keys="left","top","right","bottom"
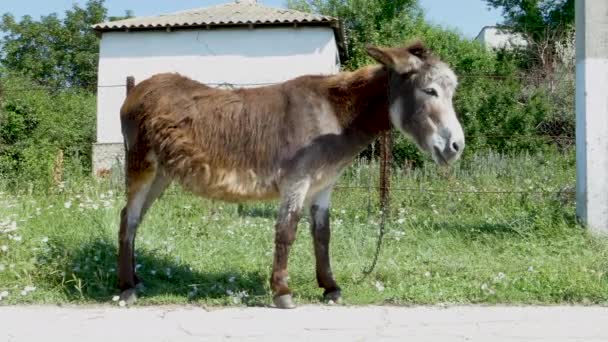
{"left": 1, "top": 74, "right": 576, "bottom": 201}
{"left": 0, "top": 71, "right": 575, "bottom": 94}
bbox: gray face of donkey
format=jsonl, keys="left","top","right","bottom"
{"left": 367, "top": 43, "right": 465, "bottom": 165}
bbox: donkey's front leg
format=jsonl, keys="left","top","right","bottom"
{"left": 310, "top": 186, "right": 341, "bottom": 304}
{"left": 270, "top": 180, "right": 309, "bottom": 309}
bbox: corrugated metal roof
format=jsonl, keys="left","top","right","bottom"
{"left": 92, "top": 0, "right": 338, "bottom": 31}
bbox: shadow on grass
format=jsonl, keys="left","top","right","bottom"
{"left": 44, "top": 239, "right": 269, "bottom": 306}
{"left": 425, "top": 211, "right": 579, "bottom": 239}
{"left": 237, "top": 203, "right": 278, "bottom": 219}
{"left": 429, "top": 221, "right": 528, "bottom": 236}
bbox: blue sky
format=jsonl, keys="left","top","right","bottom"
{"left": 0, "top": 0, "right": 503, "bottom": 39}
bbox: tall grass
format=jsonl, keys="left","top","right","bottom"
{"left": 1, "top": 149, "right": 606, "bottom": 306}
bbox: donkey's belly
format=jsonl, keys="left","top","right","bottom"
{"left": 181, "top": 168, "right": 280, "bottom": 202}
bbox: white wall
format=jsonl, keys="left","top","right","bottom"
{"left": 96, "top": 27, "right": 340, "bottom": 143}
{"left": 475, "top": 27, "right": 527, "bottom": 50}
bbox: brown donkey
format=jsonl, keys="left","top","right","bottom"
{"left": 117, "top": 41, "right": 465, "bottom": 308}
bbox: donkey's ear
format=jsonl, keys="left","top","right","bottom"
{"left": 366, "top": 45, "right": 396, "bottom": 68}
{"left": 405, "top": 40, "right": 431, "bottom": 61}
{"left": 366, "top": 44, "right": 424, "bottom": 74}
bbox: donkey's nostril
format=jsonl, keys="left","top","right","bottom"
{"left": 451, "top": 141, "right": 460, "bottom": 152}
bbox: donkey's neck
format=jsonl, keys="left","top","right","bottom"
{"left": 325, "top": 65, "right": 392, "bottom": 149}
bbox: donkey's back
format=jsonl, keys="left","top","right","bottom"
{"left": 120, "top": 73, "right": 299, "bottom": 201}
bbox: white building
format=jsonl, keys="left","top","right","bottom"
{"left": 91, "top": 0, "right": 345, "bottom": 175}
{"left": 475, "top": 26, "right": 528, "bottom": 50}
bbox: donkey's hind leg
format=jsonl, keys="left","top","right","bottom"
{"left": 118, "top": 151, "right": 170, "bottom": 304}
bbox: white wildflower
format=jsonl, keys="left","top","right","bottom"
{"left": 112, "top": 295, "right": 120, "bottom": 302}
{"left": 374, "top": 280, "right": 385, "bottom": 292}
{"left": 0, "top": 221, "right": 17, "bottom": 234}
{"left": 150, "top": 269, "right": 156, "bottom": 275}
{"left": 118, "top": 300, "right": 126, "bottom": 307}
{"left": 528, "top": 266, "right": 534, "bottom": 272}
{"left": 1, "top": 245, "right": 8, "bottom": 252}
{"left": 397, "top": 218, "right": 405, "bottom": 224}
{"left": 41, "top": 237, "right": 49, "bottom": 243}
{"left": 228, "top": 276, "right": 236, "bottom": 283}
{"left": 64, "top": 201, "right": 72, "bottom": 209}
{"left": 481, "top": 283, "right": 496, "bottom": 295}
{"left": 0, "top": 290, "right": 8, "bottom": 298}
{"left": 0, "top": 264, "right": 4, "bottom": 272}
{"left": 424, "top": 271, "right": 431, "bottom": 277}
{"left": 494, "top": 272, "right": 506, "bottom": 282}
{"left": 24, "top": 286, "right": 36, "bottom": 292}
{"left": 20, "top": 290, "right": 27, "bottom": 296}
{"left": 11, "top": 235, "right": 22, "bottom": 242}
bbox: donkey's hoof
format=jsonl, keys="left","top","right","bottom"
{"left": 119, "top": 288, "right": 138, "bottom": 306}
{"left": 273, "top": 294, "right": 296, "bottom": 309}
{"left": 323, "top": 289, "right": 342, "bottom": 305}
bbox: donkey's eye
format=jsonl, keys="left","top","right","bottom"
{"left": 423, "top": 88, "right": 438, "bottom": 97}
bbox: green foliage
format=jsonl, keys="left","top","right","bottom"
{"left": 287, "top": 0, "right": 423, "bottom": 69}
{"left": 0, "top": 72, "right": 96, "bottom": 189}
{"left": 0, "top": 0, "right": 132, "bottom": 92}
{"left": 484, "top": 0, "right": 574, "bottom": 41}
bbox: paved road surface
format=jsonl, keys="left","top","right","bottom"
{"left": 1, "top": 305, "right": 607, "bottom": 341}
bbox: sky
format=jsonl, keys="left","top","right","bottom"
{"left": 0, "top": 0, "right": 504, "bottom": 39}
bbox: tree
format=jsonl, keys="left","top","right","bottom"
{"left": 483, "top": 0, "right": 575, "bottom": 75}
{"left": 0, "top": 0, "right": 133, "bottom": 92}
{"left": 287, "top": 0, "right": 423, "bottom": 69}
{"left": 484, "top": 0, "right": 574, "bottom": 41}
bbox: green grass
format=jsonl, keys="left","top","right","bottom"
{"left": 1, "top": 149, "right": 607, "bottom": 306}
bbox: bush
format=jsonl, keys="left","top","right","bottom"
{"left": 0, "top": 70, "right": 95, "bottom": 190}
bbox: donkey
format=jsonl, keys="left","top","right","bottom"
{"left": 117, "top": 41, "right": 464, "bottom": 308}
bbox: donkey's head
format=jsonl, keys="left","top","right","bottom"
{"left": 367, "top": 41, "right": 465, "bottom": 165}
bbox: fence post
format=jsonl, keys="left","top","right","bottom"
{"left": 379, "top": 131, "right": 392, "bottom": 214}
{"left": 126, "top": 76, "right": 135, "bottom": 95}
{"left": 575, "top": 0, "right": 608, "bottom": 234}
